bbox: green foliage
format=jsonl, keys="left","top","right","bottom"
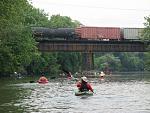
{"left": 94, "top": 52, "right": 144, "bottom": 72}
{"left": 144, "top": 53, "right": 150, "bottom": 71}
{"left": 0, "top": 0, "right": 27, "bottom": 24}
{"left": 118, "top": 53, "right": 144, "bottom": 71}
{"left": 0, "top": 0, "right": 84, "bottom": 77}
{"left": 141, "top": 16, "right": 150, "bottom": 40}
{"left": 28, "top": 53, "right": 60, "bottom": 76}
{"left": 0, "top": 0, "right": 69, "bottom": 77}
{"left": 49, "top": 14, "right": 81, "bottom": 28}
{"left": 0, "top": 0, "right": 40, "bottom": 76}
{"left": 142, "top": 16, "right": 150, "bottom": 71}
{"left": 0, "top": 24, "right": 39, "bottom": 75}
{"left": 23, "top": 5, "right": 50, "bottom": 26}
{"left": 57, "top": 53, "right": 82, "bottom": 73}
{"left": 94, "top": 54, "right": 121, "bottom": 71}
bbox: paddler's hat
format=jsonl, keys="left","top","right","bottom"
{"left": 81, "top": 76, "right": 88, "bottom": 82}
{"left": 101, "top": 71, "right": 104, "bottom": 74}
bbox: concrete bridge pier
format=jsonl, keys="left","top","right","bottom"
{"left": 82, "top": 52, "right": 94, "bottom": 71}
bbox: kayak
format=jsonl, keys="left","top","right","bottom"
{"left": 75, "top": 91, "right": 93, "bottom": 96}
{"left": 38, "top": 80, "right": 49, "bottom": 84}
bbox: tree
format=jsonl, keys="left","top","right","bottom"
{"left": 142, "top": 16, "right": 150, "bottom": 71}
{"left": 119, "top": 53, "right": 144, "bottom": 71}
{"left": 49, "top": 14, "right": 81, "bottom": 28}
{"left": 0, "top": 0, "right": 39, "bottom": 76}
{"left": 57, "top": 53, "right": 82, "bottom": 73}
{"left": 94, "top": 54, "right": 121, "bottom": 72}
{"left": 23, "top": 4, "right": 50, "bottom": 26}
{"left": 0, "top": 0, "right": 83, "bottom": 77}
{"left": 29, "top": 53, "right": 60, "bottom": 76}
{"left": 142, "top": 16, "right": 150, "bottom": 41}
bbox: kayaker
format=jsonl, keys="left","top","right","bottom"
{"left": 67, "top": 72, "right": 73, "bottom": 79}
{"left": 100, "top": 71, "right": 105, "bottom": 79}
{"left": 62, "top": 69, "right": 73, "bottom": 79}
{"left": 77, "top": 76, "right": 93, "bottom": 92}
{"left": 38, "top": 74, "right": 49, "bottom": 83}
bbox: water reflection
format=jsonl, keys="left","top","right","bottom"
{"left": 0, "top": 74, "right": 150, "bottom": 113}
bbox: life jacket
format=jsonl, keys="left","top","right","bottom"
{"left": 79, "top": 82, "right": 89, "bottom": 92}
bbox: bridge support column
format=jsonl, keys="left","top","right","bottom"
{"left": 82, "top": 52, "right": 94, "bottom": 71}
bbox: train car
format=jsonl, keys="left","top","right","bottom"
{"left": 75, "top": 27, "right": 121, "bottom": 40}
{"left": 32, "top": 27, "right": 76, "bottom": 40}
{"left": 123, "top": 28, "right": 144, "bottom": 40}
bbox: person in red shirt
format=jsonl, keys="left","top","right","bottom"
{"left": 77, "top": 76, "right": 93, "bottom": 92}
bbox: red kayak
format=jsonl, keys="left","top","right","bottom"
{"left": 38, "top": 76, "right": 49, "bottom": 84}
{"left": 38, "top": 80, "right": 49, "bottom": 84}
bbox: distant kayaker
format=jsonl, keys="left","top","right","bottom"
{"left": 38, "top": 74, "right": 49, "bottom": 83}
{"left": 67, "top": 72, "right": 73, "bottom": 79}
{"left": 77, "top": 76, "right": 93, "bottom": 92}
{"left": 100, "top": 71, "right": 105, "bottom": 79}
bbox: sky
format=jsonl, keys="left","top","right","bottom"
{"left": 31, "top": 0, "right": 150, "bottom": 28}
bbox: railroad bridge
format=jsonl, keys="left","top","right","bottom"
{"left": 37, "top": 40, "right": 150, "bottom": 70}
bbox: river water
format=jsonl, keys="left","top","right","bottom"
{"left": 0, "top": 74, "right": 150, "bottom": 113}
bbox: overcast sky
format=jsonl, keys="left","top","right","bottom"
{"left": 31, "top": 0, "right": 150, "bottom": 28}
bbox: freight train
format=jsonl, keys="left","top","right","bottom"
{"left": 32, "top": 26, "right": 144, "bottom": 41}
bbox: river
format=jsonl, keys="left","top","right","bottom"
{"left": 0, "top": 73, "right": 150, "bottom": 113}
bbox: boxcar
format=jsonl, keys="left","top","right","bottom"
{"left": 75, "top": 27, "right": 121, "bottom": 40}
{"left": 123, "top": 28, "right": 144, "bottom": 40}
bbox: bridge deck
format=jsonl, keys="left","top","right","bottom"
{"left": 37, "top": 40, "right": 149, "bottom": 52}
